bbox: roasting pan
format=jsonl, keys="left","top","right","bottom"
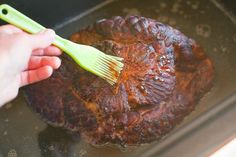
{"left": 0, "top": 0, "right": 236, "bottom": 157}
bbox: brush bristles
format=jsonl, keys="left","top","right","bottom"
{"left": 94, "top": 54, "right": 124, "bottom": 85}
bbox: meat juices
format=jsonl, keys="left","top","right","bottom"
{"left": 24, "top": 16, "right": 214, "bottom": 146}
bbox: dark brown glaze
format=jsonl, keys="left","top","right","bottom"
{"left": 24, "top": 16, "right": 214, "bottom": 146}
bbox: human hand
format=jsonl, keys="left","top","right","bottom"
{"left": 0, "top": 25, "right": 62, "bottom": 106}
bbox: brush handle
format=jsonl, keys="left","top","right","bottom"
{"left": 0, "top": 4, "right": 68, "bottom": 51}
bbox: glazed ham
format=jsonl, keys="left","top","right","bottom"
{"left": 24, "top": 16, "right": 214, "bottom": 146}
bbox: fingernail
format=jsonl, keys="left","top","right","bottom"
{"left": 40, "top": 29, "right": 55, "bottom": 41}
{"left": 56, "top": 58, "right": 62, "bottom": 69}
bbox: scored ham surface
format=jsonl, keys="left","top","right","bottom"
{"left": 24, "top": 16, "right": 214, "bottom": 146}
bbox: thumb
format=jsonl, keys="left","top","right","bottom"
{"left": 28, "top": 29, "right": 56, "bottom": 50}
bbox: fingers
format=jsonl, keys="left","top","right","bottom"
{"left": 0, "top": 26, "right": 56, "bottom": 50}
{"left": 21, "top": 55, "right": 61, "bottom": 87}
{"left": 27, "top": 29, "right": 56, "bottom": 50}
{"left": 0, "top": 24, "right": 23, "bottom": 34}
{"left": 28, "top": 56, "right": 61, "bottom": 70}
{"left": 32, "top": 46, "right": 62, "bottom": 56}
{"left": 20, "top": 66, "right": 53, "bottom": 87}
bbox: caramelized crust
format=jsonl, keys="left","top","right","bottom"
{"left": 24, "top": 16, "right": 214, "bottom": 146}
